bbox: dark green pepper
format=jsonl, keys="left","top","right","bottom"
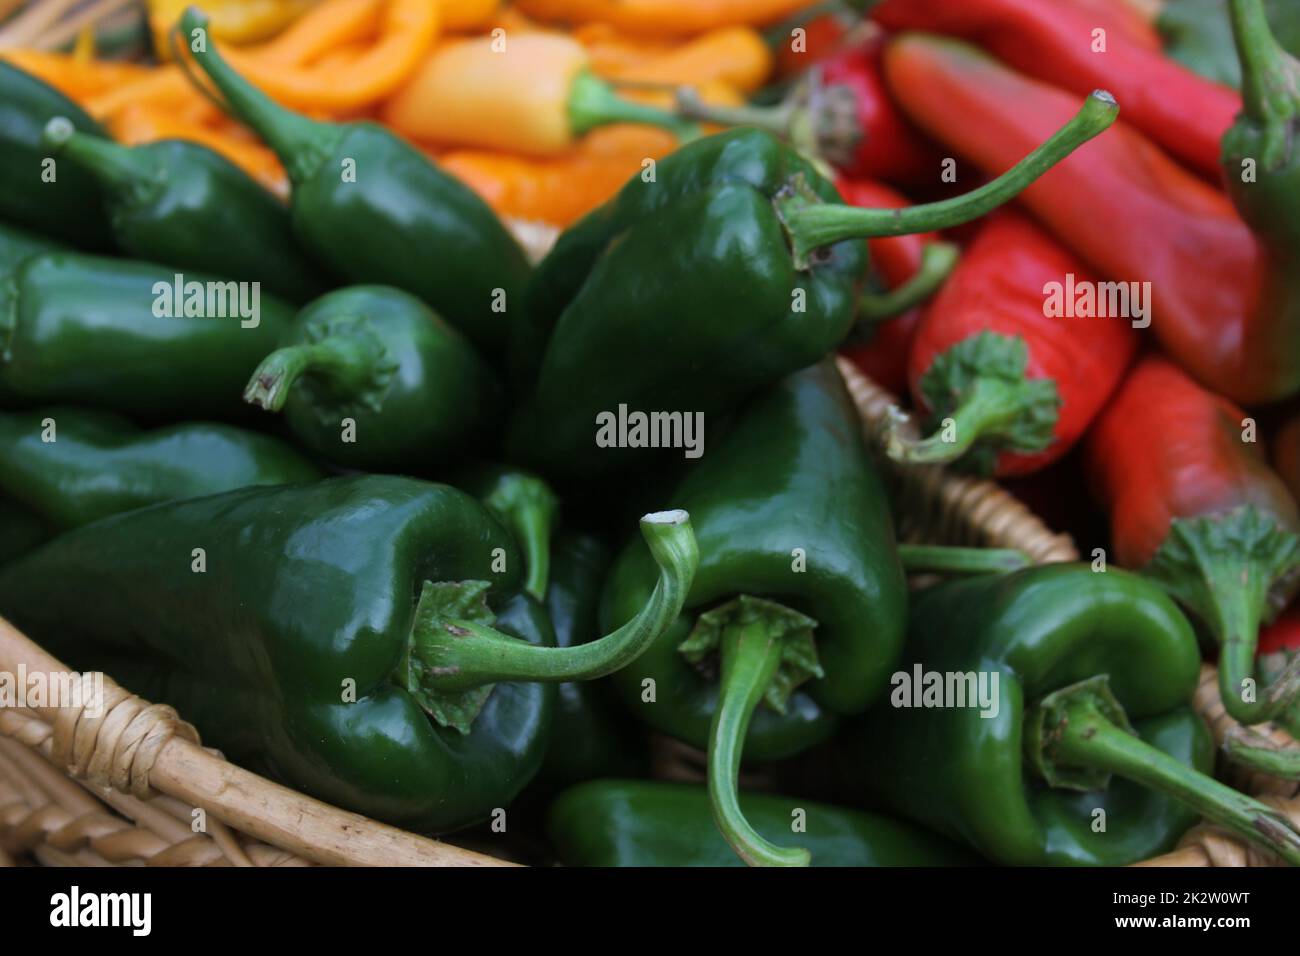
{"left": 0, "top": 62, "right": 112, "bottom": 248}
{"left": 455, "top": 464, "right": 560, "bottom": 601}
{"left": 539, "top": 533, "right": 649, "bottom": 787}
{"left": 548, "top": 780, "right": 979, "bottom": 866}
{"left": 178, "top": 9, "right": 530, "bottom": 360}
{"left": 244, "top": 286, "right": 503, "bottom": 470}
{"left": 0, "top": 252, "right": 292, "bottom": 420}
{"left": 835, "top": 565, "right": 1300, "bottom": 866}
{"left": 507, "top": 94, "right": 1117, "bottom": 478}
{"left": 0, "top": 498, "right": 51, "bottom": 565}
{"left": 0, "top": 475, "right": 697, "bottom": 832}
{"left": 0, "top": 406, "right": 321, "bottom": 529}
{"left": 601, "top": 360, "right": 905, "bottom": 866}
{"left": 40, "top": 117, "right": 328, "bottom": 304}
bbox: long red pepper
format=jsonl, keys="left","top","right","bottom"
{"left": 887, "top": 211, "right": 1137, "bottom": 477}
{"left": 836, "top": 176, "right": 945, "bottom": 395}
{"left": 1085, "top": 355, "right": 1300, "bottom": 726}
{"left": 880, "top": 34, "right": 1298, "bottom": 406}
{"left": 871, "top": 0, "right": 1239, "bottom": 179}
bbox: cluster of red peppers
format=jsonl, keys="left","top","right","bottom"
{"left": 710, "top": 0, "right": 1300, "bottom": 755}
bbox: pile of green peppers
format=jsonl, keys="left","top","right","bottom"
{"left": 1, "top": 10, "right": 1298, "bottom": 869}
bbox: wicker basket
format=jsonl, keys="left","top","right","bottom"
{"left": 0, "top": 359, "right": 1291, "bottom": 866}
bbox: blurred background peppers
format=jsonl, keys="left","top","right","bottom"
{"left": 1085, "top": 356, "right": 1300, "bottom": 726}
{"left": 601, "top": 361, "right": 906, "bottom": 866}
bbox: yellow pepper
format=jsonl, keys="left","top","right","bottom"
{"left": 382, "top": 32, "right": 697, "bottom": 156}
{"left": 514, "top": 0, "right": 822, "bottom": 36}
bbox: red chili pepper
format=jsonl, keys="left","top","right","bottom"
{"left": 884, "top": 212, "right": 1136, "bottom": 477}
{"left": 773, "top": 11, "right": 853, "bottom": 77}
{"left": 677, "top": 33, "right": 943, "bottom": 188}
{"left": 871, "top": 0, "right": 1239, "bottom": 179}
{"left": 1260, "top": 607, "right": 1300, "bottom": 657}
{"left": 836, "top": 176, "right": 936, "bottom": 396}
{"left": 1085, "top": 355, "right": 1300, "bottom": 725}
{"left": 881, "top": 35, "right": 1294, "bottom": 407}
{"left": 1060, "top": 0, "right": 1163, "bottom": 52}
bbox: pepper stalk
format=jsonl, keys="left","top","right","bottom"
{"left": 404, "top": 510, "right": 697, "bottom": 734}
{"left": 41, "top": 117, "right": 161, "bottom": 206}
{"left": 1228, "top": 0, "right": 1300, "bottom": 171}
{"left": 678, "top": 595, "right": 827, "bottom": 867}
{"left": 1027, "top": 676, "right": 1300, "bottom": 865}
{"left": 775, "top": 90, "right": 1119, "bottom": 268}
{"left": 857, "top": 240, "right": 960, "bottom": 324}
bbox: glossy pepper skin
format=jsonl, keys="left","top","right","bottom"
{"left": 509, "top": 127, "right": 861, "bottom": 478}
{"left": 548, "top": 780, "right": 979, "bottom": 866}
{"left": 0, "top": 62, "right": 113, "bottom": 249}
{"left": 538, "top": 533, "right": 648, "bottom": 787}
{"left": 602, "top": 360, "right": 905, "bottom": 865}
{"left": 41, "top": 120, "right": 328, "bottom": 304}
{"left": 1086, "top": 356, "right": 1300, "bottom": 727}
{"left": 838, "top": 565, "right": 1300, "bottom": 866}
{"left": 880, "top": 34, "right": 1290, "bottom": 406}
{"left": 0, "top": 475, "right": 698, "bottom": 832}
{"left": 509, "top": 93, "right": 1117, "bottom": 477}
{"left": 887, "top": 212, "right": 1137, "bottom": 477}
{"left": 0, "top": 253, "right": 292, "bottom": 421}
{"left": 180, "top": 9, "right": 531, "bottom": 360}
{"left": 0, "top": 223, "right": 60, "bottom": 412}
{"left": 872, "top": 0, "right": 1240, "bottom": 180}
{"left": 243, "top": 286, "right": 504, "bottom": 470}
{"left": 0, "top": 406, "right": 321, "bottom": 529}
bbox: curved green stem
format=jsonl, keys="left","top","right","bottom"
{"left": 569, "top": 69, "right": 700, "bottom": 142}
{"left": 243, "top": 332, "right": 385, "bottom": 412}
{"left": 674, "top": 83, "right": 796, "bottom": 137}
{"left": 1230, "top": 0, "right": 1300, "bottom": 167}
{"left": 1223, "top": 725, "right": 1300, "bottom": 779}
{"left": 777, "top": 90, "right": 1119, "bottom": 267}
{"left": 897, "top": 543, "right": 1029, "bottom": 576}
{"left": 478, "top": 473, "right": 559, "bottom": 600}
{"left": 702, "top": 597, "right": 815, "bottom": 867}
{"left": 1030, "top": 678, "right": 1300, "bottom": 866}
{"left": 884, "top": 380, "right": 1027, "bottom": 466}
{"left": 176, "top": 7, "right": 340, "bottom": 184}
{"left": 414, "top": 510, "right": 697, "bottom": 691}
{"left": 42, "top": 117, "right": 159, "bottom": 202}
{"left": 1143, "top": 507, "right": 1300, "bottom": 725}
{"left": 859, "top": 241, "right": 960, "bottom": 324}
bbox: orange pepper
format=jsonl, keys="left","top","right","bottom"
{"left": 513, "top": 0, "right": 820, "bottom": 36}
{"left": 106, "top": 103, "right": 289, "bottom": 198}
{"left": 0, "top": 51, "right": 151, "bottom": 101}
{"left": 383, "top": 31, "right": 696, "bottom": 155}
{"left": 84, "top": 66, "right": 215, "bottom": 124}
{"left": 441, "top": 0, "right": 502, "bottom": 32}
{"left": 603, "top": 26, "right": 772, "bottom": 92}
{"left": 210, "top": 0, "right": 439, "bottom": 112}
{"left": 248, "top": 0, "right": 381, "bottom": 67}
{"left": 574, "top": 22, "right": 676, "bottom": 73}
